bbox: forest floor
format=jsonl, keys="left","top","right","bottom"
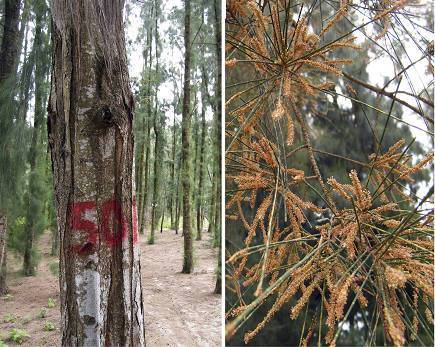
{"left": 0, "top": 229, "right": 222, "bottom": 347}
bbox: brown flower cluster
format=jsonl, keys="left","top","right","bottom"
{"left": 226, "top": 136, "right": 434, "bottom": 345}
{"left": 225, "top": 1, "right": 434, "bottom": 345}
{"left": 225, "top": 0, "right": 361, "bottom": 145}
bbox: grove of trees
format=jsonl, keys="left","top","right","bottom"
{"left": 0, "top": 0, "right": 222, "bottom": 345}
{"left": 224, "top": 0, "right": 433, "bottom": 346}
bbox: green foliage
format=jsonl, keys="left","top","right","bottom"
{"left": 7, "top": 329, "right": 29, "bottom": 344}
{"left": 2, "top": 294, "right": 13, "bottom": 301}
{"left": 39, "top": 308, "right": 48, "bottom": 319}
{"left": 44, "top": 322, "right": 54, "bottom": 331}
{"left": 23, "top": 316, "right": 33, "bottom": 323}
{"left": 47, "top": 298, "right": 56, "bottom": 308}
{"left": 3, "top": 313, "right": 20, "bottom": 323}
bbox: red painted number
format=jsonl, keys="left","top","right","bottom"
{"left": 70, "top": 198, "right": 137, "bottom": 253}
{"left": 71, "top": 201, "right": 98, "bottom": 253}
{"left": 101, "top": 200, "right": 127, "bottom": 247}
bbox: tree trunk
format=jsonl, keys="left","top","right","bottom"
{"left": 160, "top": 209, "right": 165, "bottom": 233}
{"left": 196, "top": 65, "right": 207, "bottom": 241}
{"left": 0, "top": 0, "right": 22, "bottom": 295}
{"left": 23, "top": 0, "right": 48, "bottom": 276}
{"left": 213, "top": 0, "right": 222, "bottom": 298}
{"left": 170, "top": 115, "right": 176, "bottom": 229}
{"left": 0, "top": 211, "right": 8, "bottom": 294}
{"left": 47, "top": 1, "right": 145, "bottom": 345}
{"left": 0, "top": 0, "right": 21, "bottom": 81}
{"left": 181, "top": 0, "right": 193, "bottom": 274}
{"left": 149, "top": 2, "right": 162, "bottom": 244}
{"left": 140, "top": 1, "right": 155, "bottom": 235}
{"left": 149, "top": 117, "right": 159, "bottom": 244}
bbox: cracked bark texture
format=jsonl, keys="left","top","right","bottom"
{"left": 47, "top": 1, "right": 145, "bottom": 346}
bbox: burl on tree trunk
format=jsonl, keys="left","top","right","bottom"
{"left": 47, "top": 1, "right": 145, "bottom": 346}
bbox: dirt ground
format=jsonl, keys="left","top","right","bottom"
{"left": 0, "top": 229, "right": 222, "bottom": 346}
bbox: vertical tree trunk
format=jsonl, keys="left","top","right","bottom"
{"left": 196, "top": 65, "right": 208, "bottom": 241}
{"left": 149, "top": 1, "right": 161, "bottom": 244}
{"left": 0, "top": 0, "right": 22, "bottom": 295}
{"left": 23, "top": 0, "right": 48, "bottom": 276}
{"left": 149, "top": 116, "right": 159, "bottom": 244}
{"left": 213, "top": 0, "right": 222, "bottom": 299}
{"left": 208, "top": 173, "right": 216, "bottom": 235}
{"left": 0, "top": 0, "right": 21, "bottom": 81}
{"left": 170, "top": 114, "right": 177, "bottom": 229}
{"left": 136, "top": 52, "right": 149, "bottom": 235}
{"left": 0, "top": 211, "right": 8, "bottom": 294}
{"left": 140, "top": 1, "right": 155, "bottom": 235}
{"left": 47, "top": 1, "right": 145, "bottom": 345}
{"left": 181, "top": 0, "right": 193, "bottom": 274}
{"left": 137, "top": 113, "right": 147, "bottom": 233}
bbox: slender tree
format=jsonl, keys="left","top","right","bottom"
{"left": 0, "top": 0, "right": 22, "bottom": 295}
{"left": 181, "top": 0, "right": 193, "bottom": 274}
{"left": 47, "top": 1, "right": 145, "bottom": 345}
{"left": 149, "top": 0, "right": 164, "bottom": 244}
{"left": 212, "top": 0, "right": 222, "bottom": 298}
{"left": 139, "top": 1, "right": 155, "bottom": 235}
{"left": 195, "top": 63, "right": 207, "bottom": 241}
{"left": 22, "top": 0, "right": 50, "bottom": 276}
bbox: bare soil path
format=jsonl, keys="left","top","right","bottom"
{"left": 0, "top": 229, "right": 222, "bottom": 346}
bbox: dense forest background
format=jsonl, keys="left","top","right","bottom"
{"left": 0, "top": 0, "right": 221, "bottom": 292}
{"left": 225, "top": 0, "right": 433, "bottom": 346}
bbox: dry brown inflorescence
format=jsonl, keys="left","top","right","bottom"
{"left": 225, "top": 0, "right": 434, "bottom": 346}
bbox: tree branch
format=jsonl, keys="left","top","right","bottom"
{"left": 342, "top": 71, "right": 434, "bottom": 124}
{"left": 290, "top": 99, "right": 339, "bottom": 215}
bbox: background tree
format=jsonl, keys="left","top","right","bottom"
{"left": 0, "top": 0, "right": 23, "bottom": 294}
{"left": 181, "top": 0, "right": 193, "bottom": 274}
{"left": 47, "top": 1, "right": 145, "bottom": 345}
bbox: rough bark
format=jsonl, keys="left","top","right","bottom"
{"left": 0, "top": 0, "right": 21, "bottom": 81}
{"left": 181, "top": 0, "right": 193, "bottom": 274}
{"left": 47, "top": 1, "right": 145, "bottom": 345}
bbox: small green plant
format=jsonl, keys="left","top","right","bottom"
{"left": 44, "top": 322, "right": 54, "bottom": 331}
{"left": 39, "top": 308, "right": 48, "bottom": 318}
{"left": 47, "top": 298, "right": 57, "bottom": 308}
{"left": 0, "top": 333, "right": 8, "bottom": 347}
{"left": 4, "top": 313, "right": 20, "bottom": 323}
{"left": 3, "top": 294, "right": 13, "bottom": 301}
{"left": 8, "top": 329, "right": 29, "bottom": 344}
{"left": 23, "top": 315, "right": 33, "bottom": 323}
{"left": 41, "top": 334, "right": 48, "bottom": 339}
